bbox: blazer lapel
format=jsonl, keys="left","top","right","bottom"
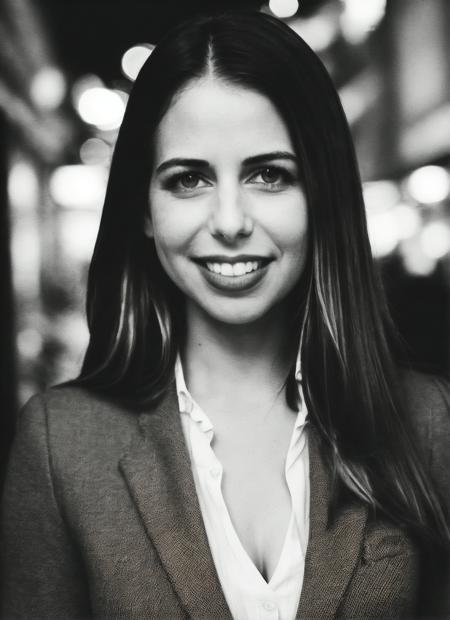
{"left": 119, "top": 386, "right": 367, "bottom": 619}
{"left": 119, "top": 386, "right": 232, "bottom": 619}
{"left": 296, "top": 427, "right": 368, "bottom": 619}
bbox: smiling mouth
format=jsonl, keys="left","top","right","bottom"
{"left": 192, "top": 256, "right": 273, "bottom": 277}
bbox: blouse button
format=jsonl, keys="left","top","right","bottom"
{"left": 209, "top": 467, "right": 221, "bottom": 479}
{"left": 262, "top": 601, "right": 276, "bottom": 612}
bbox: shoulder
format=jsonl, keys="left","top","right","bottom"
{"left": 399, "top": 369, "right": 450, "bottom": 443}
{"left": 400, "top": 368, "right": 450, "bottom": 410}
{"left": 20, "top": 385, "right": 140, "bottom": 434}
{"left": 17, "top": 386, "right": 144, "bottom": 475}
{"left": 399, "top": 369, "right": 450, "bottom": 499}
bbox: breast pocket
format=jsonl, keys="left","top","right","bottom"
{"left": 337, "top": 523, "right": 420, "bottom": 619}
{"left": 362, "top": 526, "right": 417, "bottom": 564}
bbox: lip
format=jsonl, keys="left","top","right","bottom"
{"left": 193, "top": 256, "right": 273, "bottom": 293}
{"left": 191, "top": 254, "right": 273, "bottom": 266}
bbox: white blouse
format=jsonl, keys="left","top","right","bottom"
{"left": 175, "top": 358, "right": 310, "bottom": 620}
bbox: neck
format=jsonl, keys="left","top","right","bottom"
{"left": 181, "top": 302, "right": 298, "bottom": 409}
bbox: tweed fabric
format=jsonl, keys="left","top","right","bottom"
{"left": 1, "top": 371, "right": 449, "bottom": 619}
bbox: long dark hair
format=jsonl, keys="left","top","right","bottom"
{"left": 74, "top": 11, "right": 449, "bottom": 544}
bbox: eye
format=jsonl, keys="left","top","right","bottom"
{"left": 164, "top": 171, "right": 210, "bottom": 192}
{"left": 260, "top": 167, "right": 282, "bottom": 184}
{"left": 178, "top": 172, "right": 202, "bottom": 189}
{"left": 247, "top": 166, "right": 294, "bottom": 189}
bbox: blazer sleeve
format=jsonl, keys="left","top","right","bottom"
{"left": 408, "top": 373, "right": 450, "bottom": 618}
{"left": 1, "top": 394, "right": 91, "bottom": 619}
{"left": 427, "top": 376, "right": 450, "bottom": 513}
{"left": 429, "top": 376, "right": 450, "bottom": 617}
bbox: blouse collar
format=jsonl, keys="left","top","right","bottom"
{"left": 174, "top": 352, "right": 307, "bottom": 434}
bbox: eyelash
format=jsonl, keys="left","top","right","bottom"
{"left": 163, "top": 172, "right": 209, "bottom": 192}
{"left": 162, "top": 165, "right": 296, "bottom": 193}
{"left": 248, "top": 166, "right": 295, "bottom": 189}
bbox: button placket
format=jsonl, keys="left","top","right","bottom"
{"left": 260, "top": 600, "right": 278, "bottom": 620}
{"left": 209, "top": 466, "right": 222, "bottom": 479}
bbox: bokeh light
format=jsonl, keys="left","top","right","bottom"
{"left": 405, "top": 166, "right": 450, "bottom": 204}
{"left": 72, "top": 74, "right": 103, "bottom": 104}
{"left": 121, "top": 44, "right": 154, "bottom": 81}
{"left": 7, "top": 160, "right": 39, "bottom": 212}
{"left": 363, "top": 180, "right": 401, "bottom": 214}
{"left": 289, "top": 12, "right": 340, "bottom": 52}
{"left": 392, "top": 203, "right": 422, "bottom": 241}
{"left": 30, "top": 66, "right": 67, "bottom": 110}
{"left": 341, "top": 0, "right": 387, "bottom": 44}
{"left": 80, "top": 138, "right": 112, "bottom": 166}
{"left": 420, "top": 221, "right": 450, "bottom": 259}
{"left": 49, "top": 165, "right": 107, "bottom": 210}
{"left": 269, "top": 0, "right": 299, "bottom": 19}
{"left": 11, "top": 220, "right": 41, "bottom": 296}
{"left": 400, "top": 238, "right": 437, "bottom": 276}
{"left": 76, "top": 87, "right": 126, "bottom": 130}
{"left": 367, "top": 210, "right": 399, "bottom": 258}
{"left": 17, "top": 328, "right": 43, "bottom": 359}
{"left": 59, "top": 210, "right": 101, "bottom": 262}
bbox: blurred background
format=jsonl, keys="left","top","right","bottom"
{"left": 1, "top": 0, "right": 449, "bottom": 475}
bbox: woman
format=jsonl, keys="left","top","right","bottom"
{"left": 2, "top": 10, "right": 450, "bottom": 619}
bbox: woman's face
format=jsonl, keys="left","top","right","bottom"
{"left": 147, "top": 77, "right": 308, "bottom": 325}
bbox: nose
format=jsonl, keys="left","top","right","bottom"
{"left": 208, "top": 185, "right": 253, "bottom": 243}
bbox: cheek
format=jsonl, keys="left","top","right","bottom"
{"left": 262, "top": 194, "right": 308, "bottom": 253}
{"left": 283, "top": 211, "right": 308, "bottom": 250}
{"left": 149, "top": 196, "right": 187, "bottom": 251}
{"left": 149, "top": 188, "right": 206, "bottom": 251}
{"left": 150, "top": 215, "right": 192, "bottom": 293}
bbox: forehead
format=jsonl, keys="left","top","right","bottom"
{"left": 153, "top": 77, "right": 294, "bottom": 161}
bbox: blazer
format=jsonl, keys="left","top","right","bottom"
{"left": 1, "top": 371, "right": 449, "bottom": 619}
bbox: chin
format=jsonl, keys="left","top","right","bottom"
{"left": 194, "top": 297, "right": 285, "bottom": 327}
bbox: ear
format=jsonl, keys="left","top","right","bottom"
{"left": 143, "top": 210, "right": 154, "bottom": 238}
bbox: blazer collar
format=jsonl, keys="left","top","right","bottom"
{"left": 120, "top": 385, "right": 367, "bottom": 619}
{"left": 119, "top": 385, "right": 232, "bottom": 619}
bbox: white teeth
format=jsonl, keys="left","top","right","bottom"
{"left": 221, "top": 263, "right": 234, "bottom": 276}
{"left": 232, "top": 262, "right": 247, "bottom": 276}
{"left": 204, "top": 261, "right": 263, "bottom": 276}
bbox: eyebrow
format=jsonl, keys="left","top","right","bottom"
{"left": 155, "top": 151, "right": 298, "bottom": 174}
